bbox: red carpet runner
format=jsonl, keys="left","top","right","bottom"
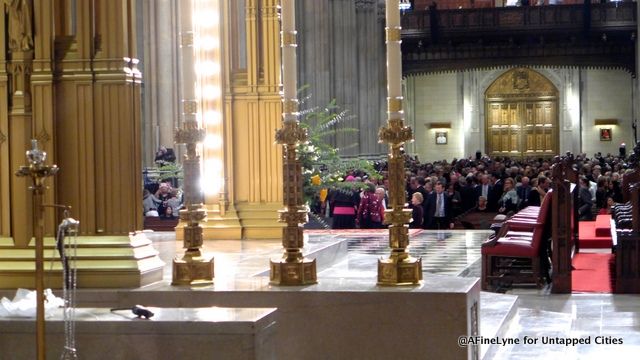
{"left": 578, "top": 215, "right": 613, "bottom": 249}
{"left": 571, "top": 253, "right": 614, "bottom": 293}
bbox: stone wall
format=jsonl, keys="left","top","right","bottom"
{"left": 405, "top": 67, "right": 634, "bottom": 162}
{"left": 581, "top": 69, "right": 634, "bottom": 157}
{"left": 297, "top": 0, "right": 388, "bottom": 158}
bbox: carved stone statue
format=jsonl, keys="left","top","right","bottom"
{"left": 4, "top": 0, "right": 33, "bottom": 51}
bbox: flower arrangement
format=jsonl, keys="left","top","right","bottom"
{"left": 296, "top": 87, "right": 380, "bottom": 216}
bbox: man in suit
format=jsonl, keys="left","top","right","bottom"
{"left": 489, "top": 172, "right": 504, "bottom": 211}
{"left": 516, "top": 176, "right": 532, "bottom": 210}
{"left": 424, "top": 181, "right": 454, "bottom": 230}
{"left": 578, "top": 176, "right": 594, "bottom": 221}
{"left": 475, "top": 174, "right": 494, "bottom": 209}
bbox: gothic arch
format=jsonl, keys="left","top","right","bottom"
{"left": 484, "top": 67, "right": 560, "bottom": 158}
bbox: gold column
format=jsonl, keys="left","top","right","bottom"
{"left": 221, "top": 0, "right": 284, "bottom": 239}
{"left": 0, "top": 1, "right": 10, "bottom": 237}
{"left": 54, "top": 0, "right": 97, "bottom": 236}
{"left": 176, "top": 0, "right": 243, "bottom": 240}
{"left": 0, "top": 0, "right": 164, "bottom": 290}
{"left": 6, "top": 0, "right": 35, "bottom": 247}
{"left": 269, "top": 0, "right": 317, "bottom": 285}
{"left": 90, "top": 0, "right": 142, "bottom": 234}
{"left": 377, "top": 0, "right": 422, "bottom": 285}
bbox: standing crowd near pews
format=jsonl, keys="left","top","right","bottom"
{"left": 315, "top": 151, "right": 634, "bottom": 230}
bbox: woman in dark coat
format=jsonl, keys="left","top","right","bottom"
{"left": 330, "top": 176, "right": 360, "bottom": 229}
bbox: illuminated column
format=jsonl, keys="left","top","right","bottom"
{"left": 377, "top": 0, "right": 422, "bottom": 285}
{"left": 269, "top": 0, "right": 317, "bottom": 285}
{"left": 193, "top": 0, "right": 225, "bottom": 207}
{"left": 175, "top": 0, "right": 242, "bottom": 241}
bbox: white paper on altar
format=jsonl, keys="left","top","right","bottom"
{"left": 0, "top": 288, "right": 64, "bottom": 318}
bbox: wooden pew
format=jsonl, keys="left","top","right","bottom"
{"left": 550, "top": 158, "right": 578, "bottom": 293}
{"left": 481, "top": 156, "right": 577, "bottom": 292}
{"left": 615, "top": 182, "right": 640, "bottom": 293}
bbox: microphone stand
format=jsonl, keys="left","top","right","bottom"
{"left": 16, "top": 140, "right": 59, "bottom": 360}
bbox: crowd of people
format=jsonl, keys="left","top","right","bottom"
{"left": 143, "top": 182, "right": 183, "bottom": 219}
{"left": 142, "top": 146, "right": 183, "bottom": 220}
{"left": 318, "top": 150, "right": 634, "bottom": 229}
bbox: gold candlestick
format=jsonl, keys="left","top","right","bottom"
{"left": 172, "top": 119, "right": 214, "bottom": 285}
{"left": 269, "top": 0, "right": 317, "bottom": 285}
{"left": 16, "top": 139, "right": 59, "bottom": 360}
{"left": 378, "top": 0, "right": 422, "bottom": 286}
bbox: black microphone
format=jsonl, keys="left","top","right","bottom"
{"left": 110, "top": 305, "right": 155, "bottom": 319}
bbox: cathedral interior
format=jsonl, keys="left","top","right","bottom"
{"left": 1, "top": 0, "right": 640, "bottom": 359}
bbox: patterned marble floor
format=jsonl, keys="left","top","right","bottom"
{"left": 142, "top": 230, "right": 640, "bottom": 359}
{"left": 318, "top": 229, "right": 492, "bottom": 278}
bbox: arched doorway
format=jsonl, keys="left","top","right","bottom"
{"left": 485, "top": 68, "right": 559, "bottom": 158}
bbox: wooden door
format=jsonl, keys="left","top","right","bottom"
{"left": 485, "top": 68, "right": 559, "bottom": 158}
{"left": 523, "top": 101, "right": 556, "bottom": 157}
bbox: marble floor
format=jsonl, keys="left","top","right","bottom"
{"left": 2, "top": 230, "right": 631, "bottom": 359}
{"left": 146, "top": 229, "right": 640, "bottom": 359}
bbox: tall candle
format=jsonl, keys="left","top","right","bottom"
{"left": 281, "top": 0, "right": 297, "bottom": 108}
{"left": 386, "top": 0, "right": 402, "bottom": 102}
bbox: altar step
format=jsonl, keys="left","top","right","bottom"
{"left": 0, "top": 306, "right": 276, "bottom": 360}
{"left": 0, "top": 232, "right": 164, "bottom": 289}
{"left": 480, "top": 292, "right": 519, "bottom": 360}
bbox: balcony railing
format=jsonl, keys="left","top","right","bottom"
{"left": 402, "top": 3, "right": 636, "bottom": 38}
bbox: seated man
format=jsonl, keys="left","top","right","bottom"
{"left": 578, "top": 176, "right": 594, "bottom": 221}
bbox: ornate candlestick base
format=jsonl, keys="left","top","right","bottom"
{"left": 172, "top": 205, "right": 214, "bottom": 286}
{"left": 172, "top": 252, "right": 214, "bottom": 286}
{"left": 270, "top": 251, "right": 317, "bottom": 286}
{"left": 378, "top": 253, "right": 423, "bottom": 286}
{"left": 377, "top": 210, "right": 422, "bottom": 286}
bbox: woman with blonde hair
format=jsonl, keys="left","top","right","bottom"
{"left": 498, "top": 177, "right": 519, "bottom": 215}
{"left": 409, "top": 192, "right": 424, "bottom": 229}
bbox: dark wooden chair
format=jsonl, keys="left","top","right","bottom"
{"left": 481, "top": 190, "right": 553, "bottom": 291}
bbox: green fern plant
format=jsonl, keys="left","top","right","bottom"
{"left": 297, "top": 86, "right": 380, "bottom": 213}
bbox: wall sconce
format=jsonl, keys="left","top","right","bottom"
{"left": 594, "top": 119, "right": 618, "bottom": 126}
{"left": 426, "top": 122, "right": 452, "bottom": 130}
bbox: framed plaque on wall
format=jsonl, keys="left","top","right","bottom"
{"left": 600, "top": 128, "right": 612, "bottom": 141}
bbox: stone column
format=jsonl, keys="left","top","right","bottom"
{"left": 141, "top": 0, "right": 180, "bottom": 166}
